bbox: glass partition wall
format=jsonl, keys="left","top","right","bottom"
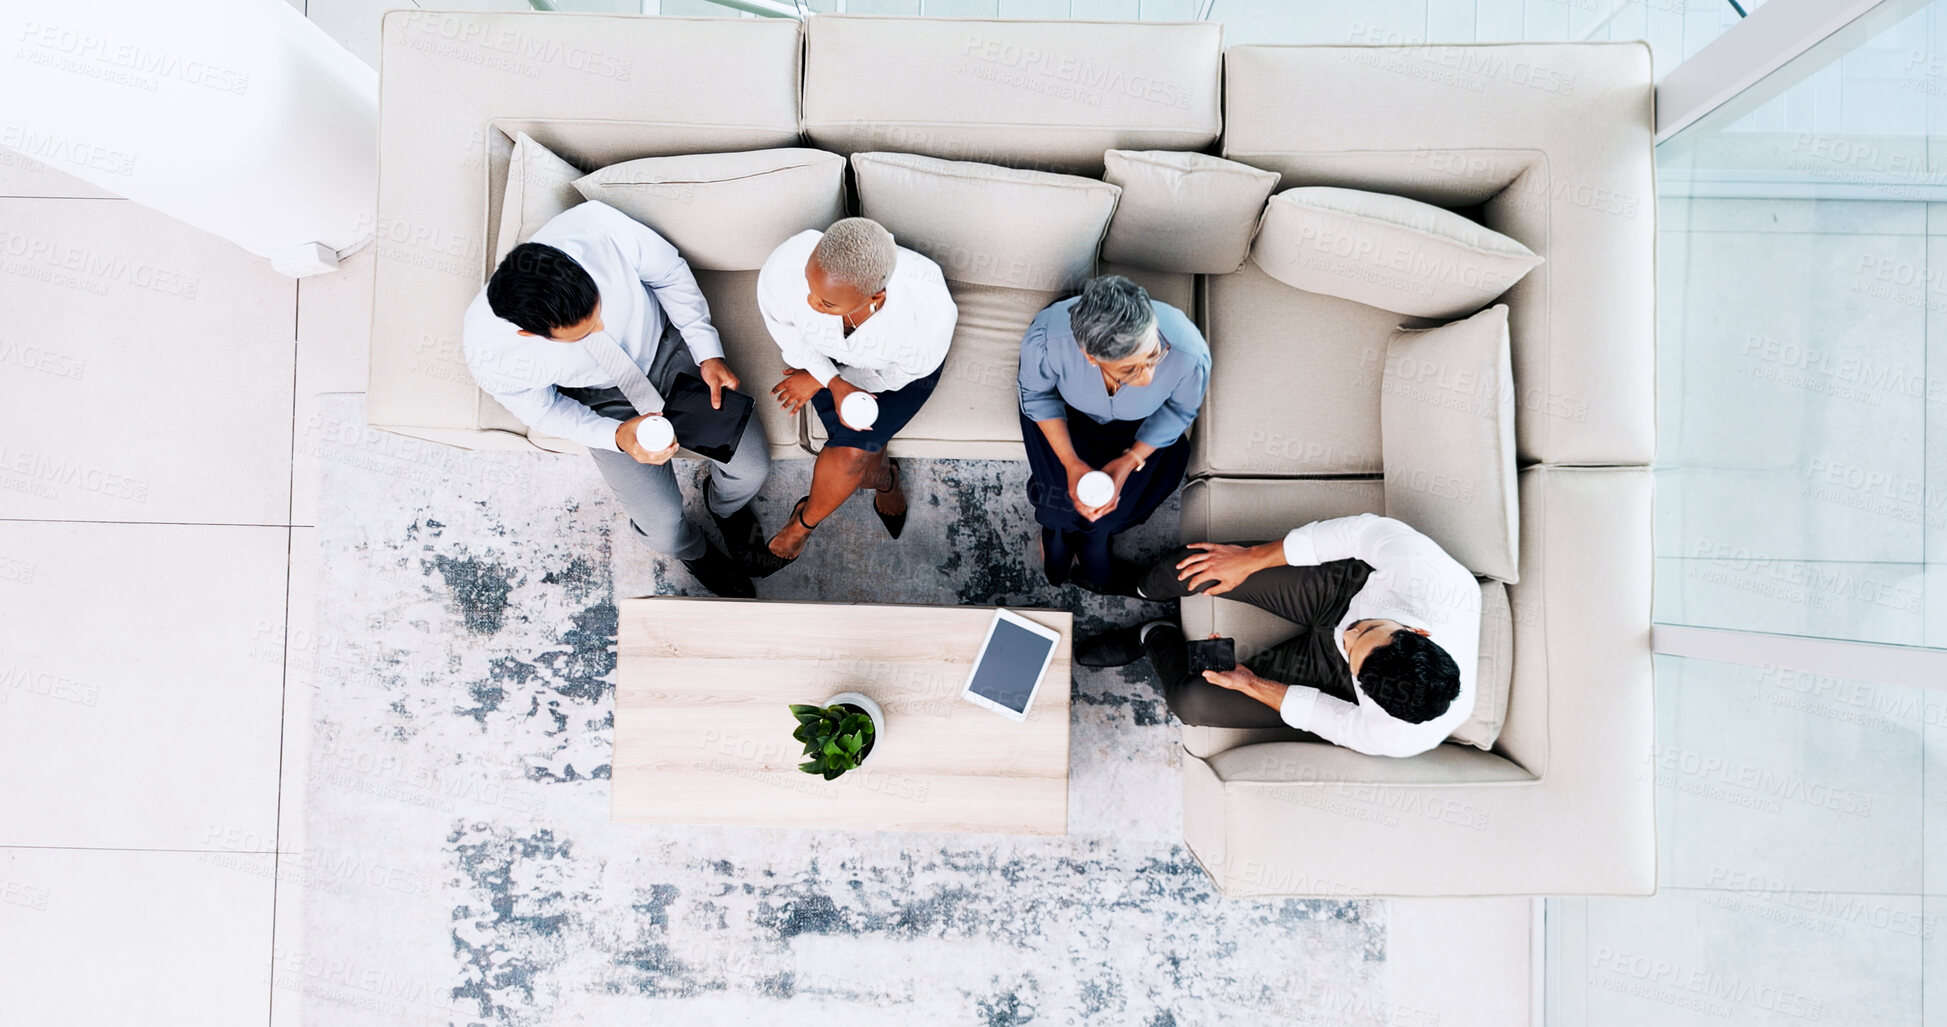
{"left": 1552, "top": 2, "right": 1947, "bottom": 1023}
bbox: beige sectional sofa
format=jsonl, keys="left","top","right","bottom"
{"left": 367, "top": 11, "right": 1655, "bottom": 898}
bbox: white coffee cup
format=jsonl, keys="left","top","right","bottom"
{"left": 840, "top": 391, "right": 879, "bottom": 430}
{"left": 1077, "top": 470, "right": 1115, "bottom": 509}
{"left": 635, "top": 415, "right": 675, "bottom": 452}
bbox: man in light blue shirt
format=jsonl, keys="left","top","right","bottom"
{"left": 463, "top": 201, "right": 770, "bottom": 598}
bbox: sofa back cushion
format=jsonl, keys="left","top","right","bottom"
{"left": 1251, "top": 186, "right": 1542, "bottom": 320}
{"left": 493, "top": 133, "right": 587, "bottom": 269}
{"left": 803, "top": 15, "right": 1223, "bottom": 175}
{"left": 1450, "top": 579, "right": 1513, "bottom": 750}
{"left": 572, "top": 148, "right": 846, "bottom": 272}
{"left": 1101, "top": 150, "right": 1280, "bottom": 274}
{"left": 852, "top": 152, "right": 1121, "bottom": 293}
{"left": 1381, "top": 304, "right": 1520, "bottom": 583}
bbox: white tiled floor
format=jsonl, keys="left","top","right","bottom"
{"left": 1552, "top": 655, "right": 1943, "bottom": 1027}
{"left": 6, "top": 1, "right": 1941, "bottom": 1025}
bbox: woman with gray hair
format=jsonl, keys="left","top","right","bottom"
{"left": 1018, "top": 274, "right": 1210, "bottom": 593}
{"left": 748, "top": 217, "right": 958, "bottom": 575}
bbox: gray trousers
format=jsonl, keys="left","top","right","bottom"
{"left": 561, "top": 328, "right": 770, "bottom": 561}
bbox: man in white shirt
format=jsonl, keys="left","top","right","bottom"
{"left": 1077, "top": 513, "right": 1478, "bottom": 758}
{"left": 746, "top": 219, "right": 957, "bottom": 575}
{"left": 463, "top": 200, "right": 770, "bottom": 598}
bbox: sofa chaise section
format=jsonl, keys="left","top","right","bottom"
{"left": 1179, "top": 466, "right": 1655, "bottom": 898}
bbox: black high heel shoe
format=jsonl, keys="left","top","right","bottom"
{"left": 746, "top": 497, "right": 817, "bottom": 578}
{"left": 872, "top": 459, "right": 907, "bottom": 540}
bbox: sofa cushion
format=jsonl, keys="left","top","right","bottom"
{"left": 571, "top": 148, "right": 846, "bottom": 272}
{"left": 808, "top": 281, "right": 1052, "bottom": 459}
{"left": 1450, "top": 580, "right": 1512, "bottom": 750}
{"left": 693, "top": 269, "right": 800, "bottom": 459}
{"left": 492, "top": 132, "right": 586, "bottom": 269}
{"left": 1251, "top": 187, "right": 1542, "bottom": 320}
{"left": 852, "top": 152, "right": 1120, "bottom": 293}
{"left": 802, "top": 15, "right": 1223, "bottom": 174}
{"left": 1193, "top": 261, "right": 1412, "bottom": 478}
{"left": 1381, "top": 304, "right": 1519, "bottom": 582}
{"left": 1101, "top": 150, "right": 1280, "bottom": 274}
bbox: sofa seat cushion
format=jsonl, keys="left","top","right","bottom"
{"left": 1382, "top": 304, "right": 1519, "bottom": 583}
{"left": 808, "top": 281, "right": 1055, "bottom": 459}
{"left": 802, "top": 15, "right": 1223, "bottom": 174}
{"left": 1101, "top": 150, "right": 1280, "bottom": 274}
{"left": 493, "top": 132, "right": 585, "bottom": 268}
{"left": 852, "top": 152, "right": 1120, "bottom": 292}
{"left": 1194, "top": 261, "right": 1417, "bottom": 478}
{"left": 1252, "top": 186, "right": 1541, "bottom": 320}
{"left": 572, "top": 148, "right": 846, "bottom": 272}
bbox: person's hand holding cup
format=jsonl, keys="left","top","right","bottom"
{"left": 616, "top": 413, "right": 678, "bottom": 465}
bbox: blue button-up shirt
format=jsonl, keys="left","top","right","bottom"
{"left": 1017, "top": 297, "right": 1211, "bottom": 450}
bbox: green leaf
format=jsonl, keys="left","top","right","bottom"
{"left": 823, "top": 739, "right": 841, "bottom": 758}
{"left": 798, "top": 759, "right": 823, "bottom": 775}
{"left": 841, "top": 732, "right": 863, "bottom": 754}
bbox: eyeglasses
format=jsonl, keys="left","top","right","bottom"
{"left": 1100, "top": 337, "right": 1171, "bottom": 387}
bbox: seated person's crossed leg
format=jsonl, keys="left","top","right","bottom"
{"left": 749, "top": 218, "right": 958, "bottom": 575}
{"left": 463, "top": 200, "right": 771, "bottom": 599}
{"left": 1078, "top": 513, "right": 1477, "bottom": 759}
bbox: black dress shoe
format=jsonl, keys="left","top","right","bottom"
{"left": 711, "top": 502, "right": 765, "bottom": 565}
{"left": 1074, "top": 559, "right": 1148, "bottom": 599}
{"left": 682, "top": 541, "right": 756, "bottom": 599}
{"left": 1076, "top": 625, "right": 1150, "bottom": 668}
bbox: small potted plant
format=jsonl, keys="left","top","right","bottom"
{"left": 789, "top": 691, "right": 884, "bottom": 780}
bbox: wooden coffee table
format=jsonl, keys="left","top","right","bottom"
{"left": 612, "top": 597, "right": 1071, "bottom": 835}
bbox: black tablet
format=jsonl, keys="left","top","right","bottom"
{"left": 661, "top": 372, "right": 755, "bottom": 463}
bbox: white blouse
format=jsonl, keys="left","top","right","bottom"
{"left": 755, "top": 229, "right": 956, "bottom": 394}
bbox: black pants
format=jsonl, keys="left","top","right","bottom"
{"left": 1019, "top": 406, "right": 1193, "bottom": 585}
{"left": 1138, "top": 546, "right": 1373, "bottom": 728}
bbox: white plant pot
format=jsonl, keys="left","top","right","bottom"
{"left": 823, "top": 691, "right": 884, "bottom": 765}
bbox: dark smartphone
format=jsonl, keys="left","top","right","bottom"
{"left": 1186, "top": 637, "right": 1236, "bottom": 674}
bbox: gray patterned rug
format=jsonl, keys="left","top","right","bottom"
{"left": 281, "top": 394, "right": 1388, "bottom": 1027}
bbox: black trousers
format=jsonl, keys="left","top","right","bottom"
{"left": 1138, "top": 546, "right": 1373, "bottom": 728}
{"left": 1019, "top": 406, "right": 1193, "bottom": 584}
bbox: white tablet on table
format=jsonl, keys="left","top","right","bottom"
{"left": 960, "top": 608, "right": 1062, "bottom": 722}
